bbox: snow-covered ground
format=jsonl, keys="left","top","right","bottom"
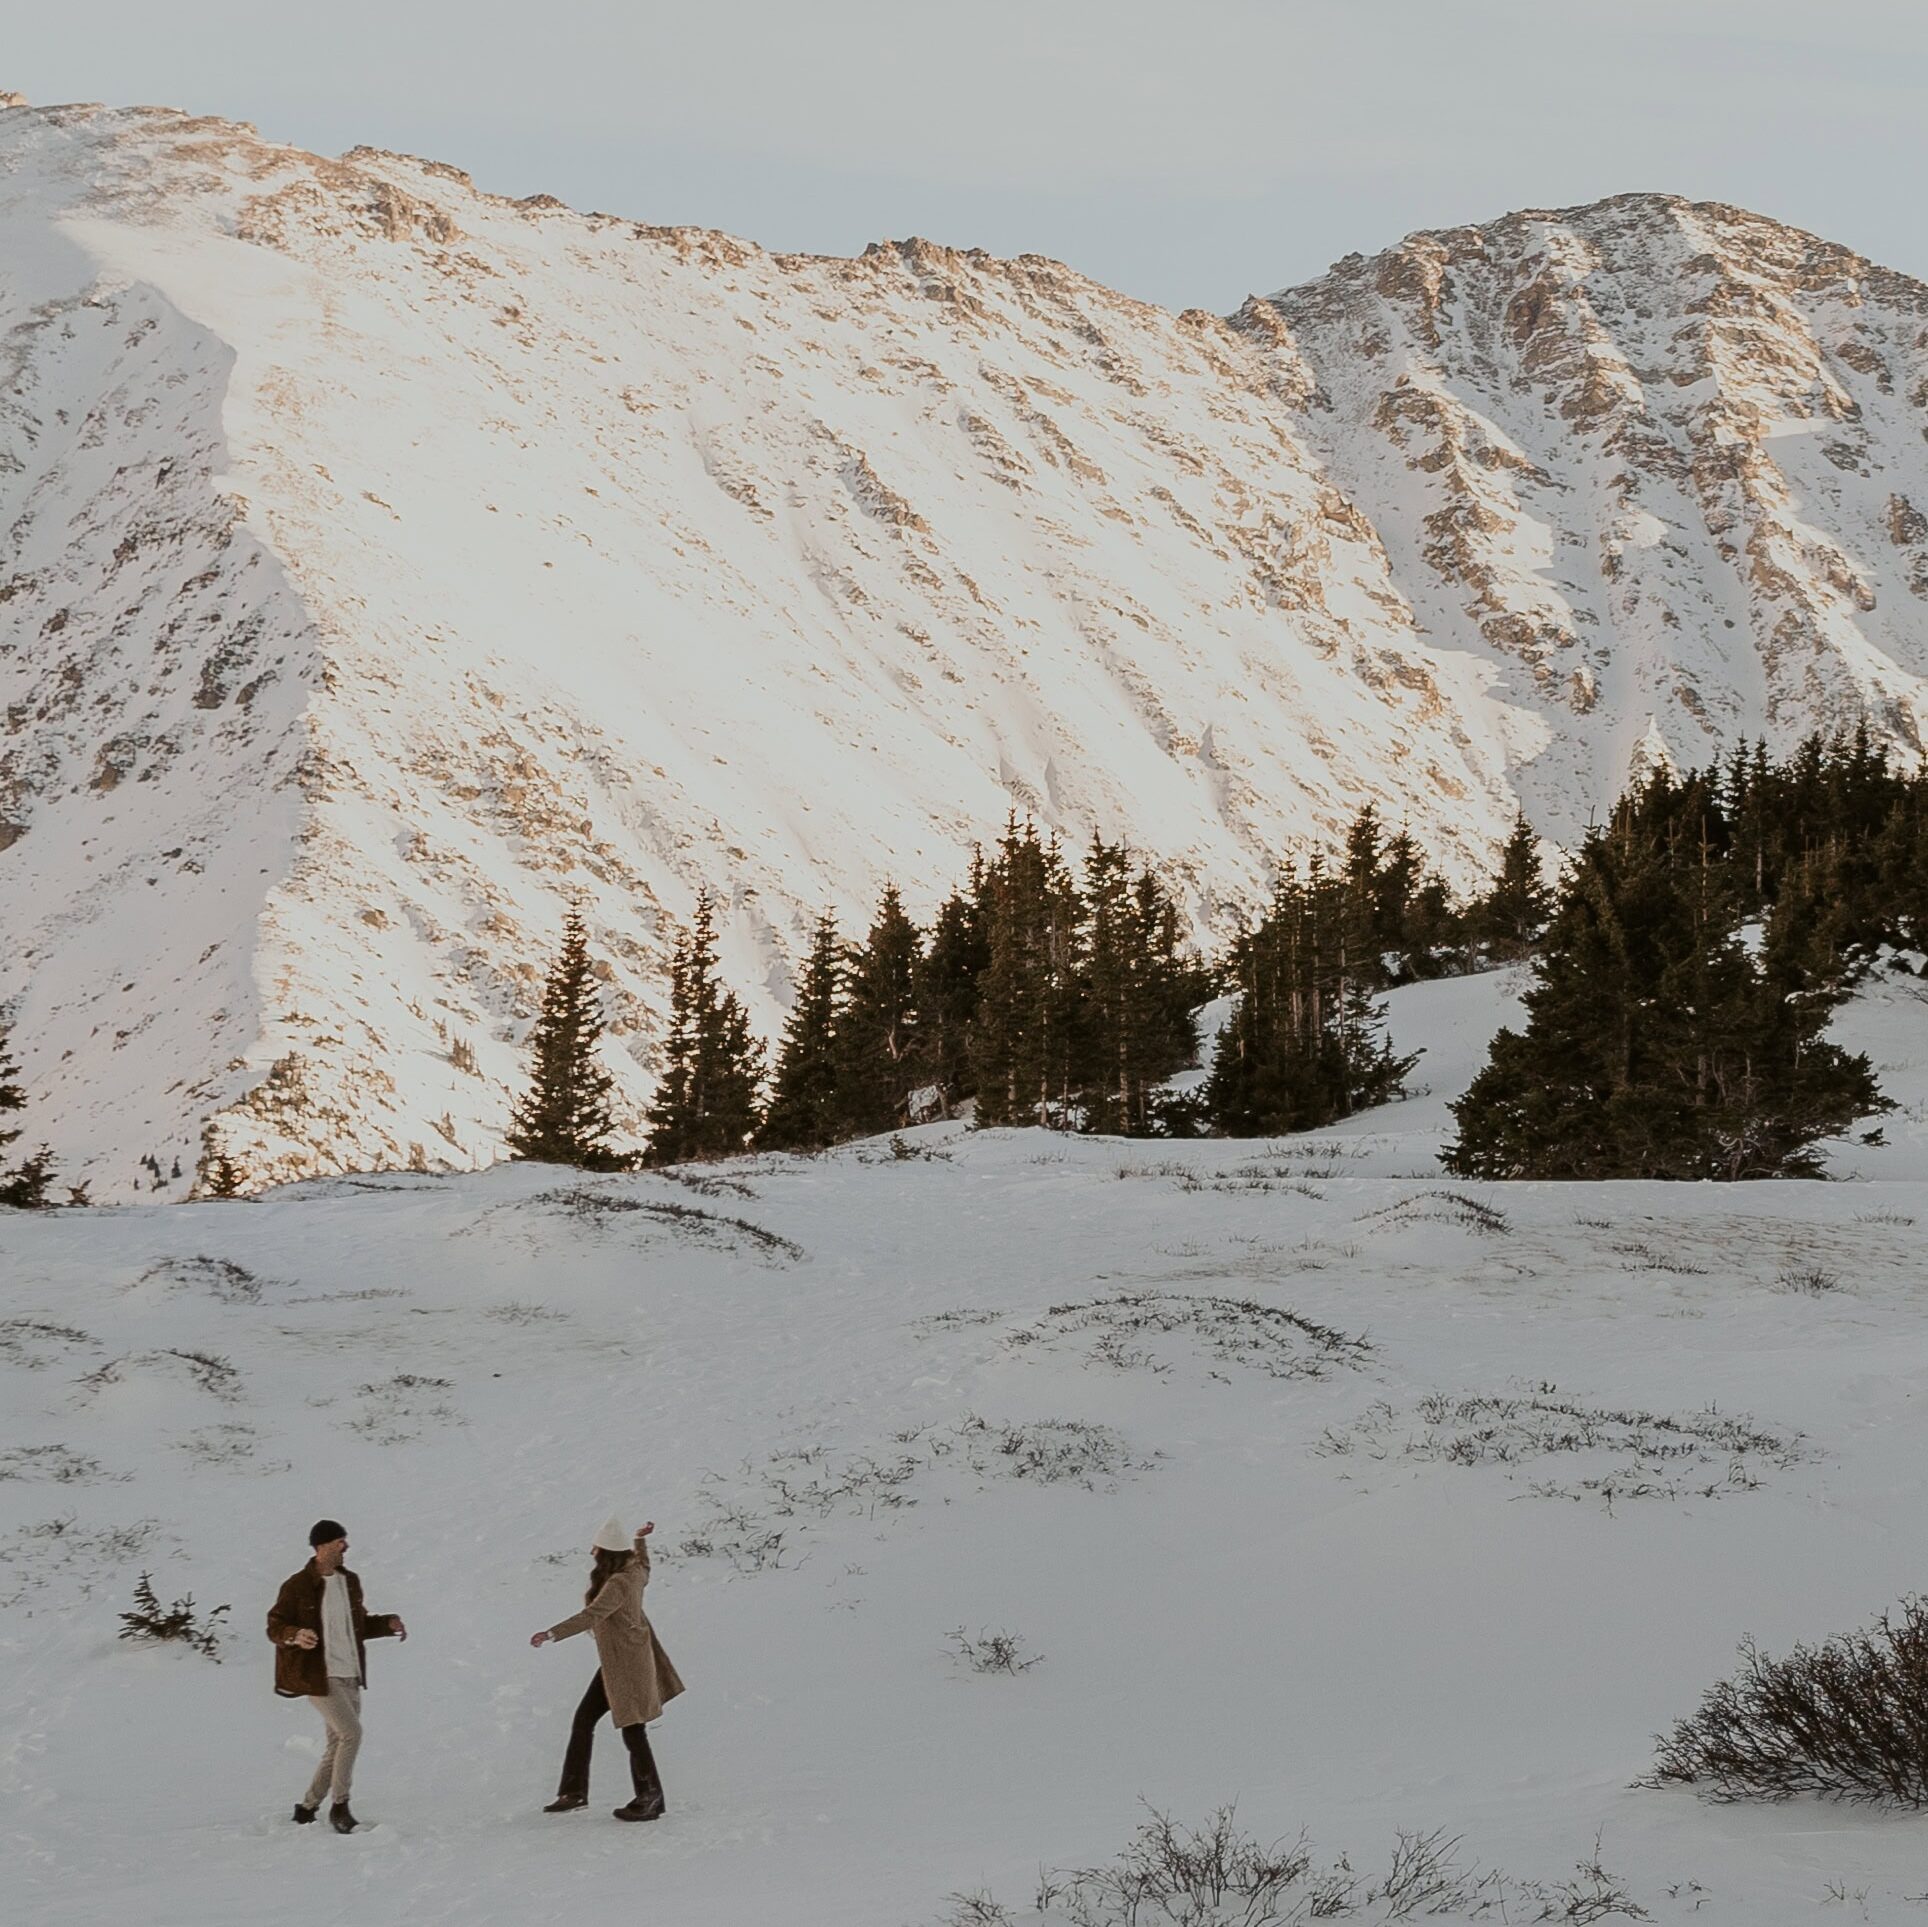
{"left": 4, "top": 965, "right": 1928, "bottom": 1926}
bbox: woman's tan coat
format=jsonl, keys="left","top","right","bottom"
{"left": 547, "top": 1536, "right": 685, "bottom": 1728}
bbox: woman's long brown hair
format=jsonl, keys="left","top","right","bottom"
{"left": 585, "top": 1545, "right": 633, "bottom": 1605}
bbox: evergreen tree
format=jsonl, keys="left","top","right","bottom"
{"left": 970, "top": 820, "right": 1084, "bottom": 1128}
{"left": 1466, "top": 814, "right": 1551, "bottom": 960}
{"left": 1204, "top": 856, "right": 1417, "bottom": 1136}
{"left": 757, "top": 912, "right": 847, "bottom": 1152}
{"left": 505, "top": 907, "right": 624, "bottom": 1168}
{"left": 0, "top": 1021, "right": 53, "bottom": 1209}
{"left": 917, "top": 859, "right": 989, "bottom": 1112}
{"left": 1081, "top": 838, "right": 1200, "bottom": 1134}
{"left": 836, "top": 885, "right": 926, "bottom": 1135}
{"left": 194, "top": 1121, "right": 247, "bottom": 1200}
{"left": 1444, "top": 809, "right": 1887, "bottom": 1180}
{"left": 642, "top": 891, "right": 765, "bottom": 1164}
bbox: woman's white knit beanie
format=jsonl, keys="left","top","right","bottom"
{"left": 592, "top": 1515, "right": 629, "bottom": 1552}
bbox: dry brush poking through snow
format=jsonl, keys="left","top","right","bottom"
{"left": 1649, "top": 1597, "right": 1928, "bottom": 1805}
{"left": 1002, "top": 1290, "right": 1373, "bottom": 1380}
{"left": 1318, "top": 1391, "right": 1801, "bottom": 1506}
{"left": 947, "top": 1805, "right": 1650, "bottom": 1926}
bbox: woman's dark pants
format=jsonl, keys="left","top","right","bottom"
{"left": 557, "top": 1671, "right": 665, "bottom": 1807}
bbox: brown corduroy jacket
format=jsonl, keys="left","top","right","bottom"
{"left": 266, "top": 1560, "right": 397, "bottom": 1697}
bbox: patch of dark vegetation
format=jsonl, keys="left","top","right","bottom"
{"left": 138, "top": 1255, "right": 266, "bottom": 1303}
{"left": 0, "top": 1515, "right": 168, "bottom": 1609}
{"left": 1649, "top": 1596, "right": 1928, "bottom": 1805}
{"left": 76, "top": 1350, "right": 242, "bottom": 1402}
{"left": 946, "top": 1626, "right": 1042, "bottom": 1675}
{"left": 532, "top": 1187, "right": 803, "bottom": 1262}
{"left": 1320, "top": 1392, "right": 1797, "bottom": 1506}
{"left": 952, "top": 1805, "right": 1649, "bottom": 1924}
{"left": 1356, "top": 1189, "right": 1513, "bottom": 1236}
{"left": 1775, "top": 1264, "right": 1842, "bottom": 1294}
{"left": 666, "top": 1415, "right": 1151, "bottom": 1576}
{"left": 346, "top": 1374, "right": 461, "bottom": 1445}
{"left": 118, "top": 1570, "right": 230, "bottom": 1660}
{"left": 0, "top": 1319, "right": 97, "bottom": 1369}
{"left": 0, "top": 1444, "right": 116, "bottom": 1484}
{"left": 1011, "top": 1291, "right": 1372, "bottom": 1381}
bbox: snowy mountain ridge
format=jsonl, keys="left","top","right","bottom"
{"left": 4, "top": 96, "right": 1928, "bottom": 1196}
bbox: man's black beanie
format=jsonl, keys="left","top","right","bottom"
{"left": 309, "top": 1518, "right": 347, "bottom": 1547}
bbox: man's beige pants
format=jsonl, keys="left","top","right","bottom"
{"left": 302, "top": 1678, "right": 363, "bottom": 1807}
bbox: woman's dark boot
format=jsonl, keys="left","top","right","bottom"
{"left": 613, "top": 1723, "right": 665, "bottom": 1820}
{"left": 544, "top": 1795, "right": 588, "bottom": 1813}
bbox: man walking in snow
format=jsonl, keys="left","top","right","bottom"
{"left": 266, "top": 1519, "right": 408, "bottom": 1833}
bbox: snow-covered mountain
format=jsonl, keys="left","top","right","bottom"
{"left": 4, "top": 95, "right": 1927, "bottom": 1195}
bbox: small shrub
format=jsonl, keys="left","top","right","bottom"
{"left": 1649, "top": 1596, "right": 1928, "bottom": 1804}
{"left": 117, "top": 1571, "right": 230, "bottom": 1659}
{"left": 1775, "top": 1264, "right": 1841, "bottom": 1295}
{"left": 0, "top": 1444, "right": 110, "bottom": 1484}
{"left": 946, "top": 1626, "right": 1042, "bottom": 1675}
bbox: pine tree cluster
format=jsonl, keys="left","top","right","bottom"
{"left": 0, "top": 1021, "right": 54, "bottom": 1208}
{"left": 1446, "top": 731, "right": 1912, "bottom": 1181}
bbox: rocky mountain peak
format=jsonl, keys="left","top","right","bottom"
{"left": 2, "top": 103, "right": 1924, "bottom": 1195}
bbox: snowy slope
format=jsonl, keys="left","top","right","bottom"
{"left": 3, "top": 97, "right": 1928, "bottom": 1197}
{"left": 2, "top": 967, "right": 1926, "bottom": 1926}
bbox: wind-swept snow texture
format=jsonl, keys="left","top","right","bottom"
{"left": 2, "top": 966, "right": 1926, "bottom": 1925}
{"left": 4, "top": 96, "right": 1928, "bottom": 1196}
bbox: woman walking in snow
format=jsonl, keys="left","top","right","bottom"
{"left": 530, "top": 1516, "right": 684, "bottom": 1820}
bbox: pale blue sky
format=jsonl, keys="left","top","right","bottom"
{"left": 12, "top": 1, "right": 1928, "bottom": 309}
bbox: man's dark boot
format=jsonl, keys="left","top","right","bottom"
{"left": 544, "top": 1795, "right": 588, "bottom": 1813}
{"left": 292, "top": 1804, "right": 317, "bottom": 1825}
{"left": 330, "top": 1802, "right": 357, "bottom": 1834}
{"left": 612, "top": 1797, "right": 663, "bottom": 1821}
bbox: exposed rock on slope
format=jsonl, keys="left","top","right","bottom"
{"left": 2, "top": 101, "right": 1924, "bottom": 1195}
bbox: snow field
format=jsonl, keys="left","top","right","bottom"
{"left": 2, "top": 969, "right": 1927, "bottom": 1924}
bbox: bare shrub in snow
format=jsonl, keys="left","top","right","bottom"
{"left": 946, "top": 1626, "right": 1042, "bottom": 1675}
{"left": 1649, "top": 1596, "right": 1928, "bottom": 1804}
{"left": 0, "top": 1319, "right": 97, "bottom": 1369}
{"left": 954, "top": 1415, "right": 1144, "bottom": 1488}
{"left": 1775, "top": 1264, "right": 1842, "bottom": 1294}
{"left": 1612, "top": 1242, "right": 1709, "bottom": 1276}
{"left": 174, "top": 1423, "right": 272, "bottom": 1470}
{"left": 531, "top": 1187, "right": 802, "bottom": 1261}
{"left": 938, "top": 1894, "right": 1017, "bottom": 1927}
{"left": 117, "top": 1570, "right": 230, "bottom": 1660}
{"left": 1355, "top": 1189, "right": 1512, "bottom": 1236}
{"left": 75, "top": 1349, "right": 243, "bottom": 1402}
{"left": 667, "top": 1413, "right": 1150, "bottom": 1575}
{"left": 0, "top": 1515, "right": 168, "bottom": 1608}
{"left": 484, "top": 1300, "right": 567, "bottom": 1325}
{"left": 1320, "top": 1393, "right": 1797, "bottom": 1505}
{"left": 137, "top": 1255, "right": 264, "bottom": 1303}
{"left": 916, "top": 1307, "right": 1005, "bottom": 1331}
{"left": 347, "top": 1373, "right": 461, "bottom": 1444}
{"left": 658, "top": 1167, "right": 759, "bottom": 1198}
{"left": 886, "top": 1134, "right": 955, "bottom": 1163}
{"left": 1014, "top": 1291, "right": 1371, "bottom": 1381}
{"left": 0, "top": 1444, "right": 115, "bottom": 1484}
{"left": 957, "top": 1807, "right": 1644, "bottom": 1925}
